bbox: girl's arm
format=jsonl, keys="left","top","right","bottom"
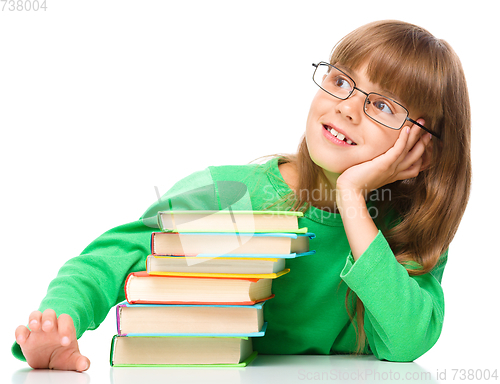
{"left": 336, "top": 122, "right": 431, "bottom": 261}
{"left": 13, "top": 167, "right": 217, "bottom": 368}
{"left": 335, "top": 123, "right": 443, "bottom": 361}
{"left": 13, "top": 219, "right": 154, "bottom": 365}
{"left": 340, "top": 231, "right": 446, "bottom": 361}
{"left": 336, "top": 185, "right": 445, "bottom": 361}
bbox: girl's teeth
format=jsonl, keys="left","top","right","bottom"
{"left": 326, "top": 125, "right": 355, "bottom": 145}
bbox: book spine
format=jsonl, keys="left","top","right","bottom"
{"left": 146, "top": 268, "right": 290, "bottom": 279}
{"left": 116, "top": 304, "right": 125, "bottom": 336}
{"left": 126, "top": 294, "right": 274, "bottom": 306}
{"left": 109, "top": 334, "right": 117, "bottom": 367}
{"left": 157, "top": 212, "right": 163, "bottom": 231}
{"left": 124, "top": 273, "right": 135, "bottom": 304}
{"left": 124, "top": 322, "right": 267, "bottom": 338}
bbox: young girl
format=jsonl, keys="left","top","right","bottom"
{"left": 13, "top": 20, "right": 471, "bottom": 371}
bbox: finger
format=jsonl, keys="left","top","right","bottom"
{"left": 56, "top": 348, "right": 91, "bottom": 372}
{"left": 424, "top": 132, "right": 433, "bottom": 147}
{"left": 409, "top": 118, "right": 426, "bottom": 136}
{"left": 28, "top": 310, "right": 42, "bottom": 332}
{"left": 396, "top": 158, "right": 423, "bottom": 180}
{"left": 51, "top": 349, "right": 91, "bottom": 372}
{"left": 383, "top": 124, "right": 411, "bottom": 165}
{"left": 400, "top": 119, "right": 425, "bottom": 160}
{"left": 398, "top": 135, "right": 428, "bottom": 171}
{"left": 41, "top": 309, "right": 57, "bottom": 333}
{"left": 76, "top": 355, "right": 91, "bottom": 372}
{"left": 15, "top": 325, "right": 31, "bottom": 345}
{"left": 56, "top": 314, "right": 91, "bottom": 372}
{"left": 374, "top": 127, "right": 411, "bottom": 178}
{"left": 398, "top": 136, "right": 425, "bottom": 171}
{"left": 58, "top": 314, "right": 76, "bottom": 347}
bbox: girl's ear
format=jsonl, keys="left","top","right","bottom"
{"left": 420, "top": 134, "right": 434, "bottom": 171}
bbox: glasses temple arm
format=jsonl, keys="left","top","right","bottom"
{"left": 406, "top": 117, "right": 442, "bottom": 140}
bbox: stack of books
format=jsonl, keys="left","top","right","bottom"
{"left": 110, "top": 210, "right": 315, "bottom": 367}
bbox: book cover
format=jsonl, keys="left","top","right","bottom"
{"left": 157, "top": 209, "right": 307, "bottom": 233}
{"left": 150, "top": 232, "right": 316, "bottom": 257}
{"left": 146, "top": 268, "right": 290, "bottom": 279}
{"left": 146, "top": 255, "right": 287, "bottom": 275}
{"left": 110, "top": 335, "right": 257, "bottom": 367}
{"left": 124, "top": 272, "right": 276, "bottom": 305}
{"left": 116, "top": 301, "right": 267, "bottom": 336}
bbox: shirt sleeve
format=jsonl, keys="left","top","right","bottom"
{"left": 340, "top": 230, "right": 447, "bottom": 362}
{"left": 12, "top": 167, "right": 216, "bottom": 362}
{"left": 12, "top": 220, "right": 153, "bottom": 362}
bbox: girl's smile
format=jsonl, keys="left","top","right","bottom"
{"left": 322, "top": 123, "right": 357, "bottom": 146}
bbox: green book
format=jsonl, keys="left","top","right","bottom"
{"left": 110, "top": 335, "right": 257, "bottom": 367}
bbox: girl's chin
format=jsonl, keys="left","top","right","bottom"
{"left": 310, "top": 158, "right": 349, "bottom": 177}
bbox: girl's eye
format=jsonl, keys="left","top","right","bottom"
{"left": 372, "top": 99, "right": 395, "bottom": 114}
{"left": 332, "top": 75, "right": 351, "bottom": 90}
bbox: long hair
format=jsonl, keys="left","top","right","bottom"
{"left": 280, "top": 20, "right": 471, "bottom": 353}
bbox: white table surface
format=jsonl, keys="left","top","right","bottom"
{"left": 8, "top": 341, "right": 499, "bottom": 384}
{"left": 10, "top": 354, "right": 438, "bottom": 384}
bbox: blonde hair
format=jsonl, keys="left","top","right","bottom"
{"left": 281, "top": 20, "right": 471, "bottom": 353}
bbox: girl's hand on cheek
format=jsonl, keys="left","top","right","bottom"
{"left": 336, "top": 119, "right": 431, "bottom": 197}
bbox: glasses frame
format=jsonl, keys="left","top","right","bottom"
{"left": 312, "top": 62, "right": 442, "bottom": 140}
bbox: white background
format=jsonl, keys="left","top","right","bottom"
{"left": 1, "top": 1, "right": 498, "bottom": 383}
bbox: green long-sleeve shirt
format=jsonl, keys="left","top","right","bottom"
{"left": 12, "top": 157, "right": 446, "bottom": 362}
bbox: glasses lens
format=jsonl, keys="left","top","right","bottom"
{"left": 313, "top": 63, "right": 353, "bottom": 99}
{"left": 365, "top": 93, "right": 408, "bottom": 130}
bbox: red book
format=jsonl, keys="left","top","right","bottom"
{"left": 124, "top": 272, "right": 275, "bottom": 305}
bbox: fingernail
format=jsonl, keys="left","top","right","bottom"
{"left": 78, "top": 361, "right": 89, "bottom": 372}
{"left": 42, "top": 320, "right": 52, "bottom": 329}
{"left": 406, "top": 127, "right": 410, "bottom": 134}
{"left": 16, "top": 335, "right": 25, "bottom": 343}
{"left": 61, "top": 336, "right": 70, "bottom": 346}
{"left": 29, "top": 320, "right": 38, "bottom": 327}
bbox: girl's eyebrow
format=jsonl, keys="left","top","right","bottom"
{"left": 336, "top": 63, "right": 400, "bottom": 101}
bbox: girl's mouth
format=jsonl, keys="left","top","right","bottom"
{"left": 322, "top": 124, "right": 357, "bottom": 145}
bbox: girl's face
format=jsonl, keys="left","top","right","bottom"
{"left": 305, "top": 62, "right": 413, "bottom": 178}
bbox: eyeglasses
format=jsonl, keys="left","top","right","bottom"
{"left": 312, "top": 62, "right": 441, "bottom": 139}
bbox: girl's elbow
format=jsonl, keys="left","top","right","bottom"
{"left": 371, "top": 326, "right": 443, "bottom": 362}
{"left": 375, "top": 348, "right": 424, "bottom": 363}
{"left": 372, "top": 342, "right": 429, "bottom": 362}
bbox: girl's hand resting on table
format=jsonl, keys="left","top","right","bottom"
{"left": 15, "top": 309, "right": 90, "bottom": 372}
{"left": 336, "top": 119, "right": 432, "bottom": 196}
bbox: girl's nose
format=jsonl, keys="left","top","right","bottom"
{"left": 335, "top": 91, "right": 365, "bottom": 123}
